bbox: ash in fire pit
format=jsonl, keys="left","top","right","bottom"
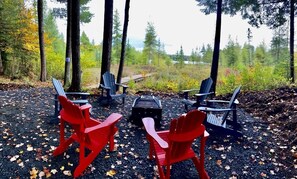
{"left": 130, "top": 95, "right": 162, "bottom": 127}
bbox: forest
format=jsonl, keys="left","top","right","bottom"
{"left": 0, "top": 0, "right": 295, "bottom": 95}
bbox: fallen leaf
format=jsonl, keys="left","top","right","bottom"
{"left": 106, "top": 169, "right": 116, "bottom": 177}
{"left": 60, "top": 166, "right": 64, "bottom": 171}
{"left": 225, "top": 165, "right": 230, "bottom": 170}
{"left": 29, "top": 167, "right": 38, "bottom": 179}
{"left": 10, "top": 155, "right": 19, "bottom": 162}
{"left": 216, "top": 160, "right": 222, "bottom": 167}
{"left": 50, "top": 169, "right": 58, "bottom": 174}
{"left": 27, "top": 145, "right": 33, "bottom": 151}
{"left": 38, "top": 171, "right": 45, "bottom": 178}
{"left": 63, "top": 170, "right": 72, "bottom": 176}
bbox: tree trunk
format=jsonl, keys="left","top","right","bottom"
{"left": 290, "top": 0, "right": 295, "bottom": 83}
{"left": 0, "top": 52, "right": 3, "bottom": 75}
{"left": 37, "top": 0, "right": 46, "bottom": 82}
{"left": 68, "top": 0, "right": 81, "bottom": 91}
{"left": 210, "top": 0, "right": 222, "bottom": 95}
{"left": 116, "top": 0, "right": 130, "bottom": 86}
{"left": 64, "top": 0, "right": 72, "bottom": 87}
{"left": 100, "top": 0, "right": 113, "bottom": 85}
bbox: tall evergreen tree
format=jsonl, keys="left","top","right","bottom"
{"left": 270, "top": 25, "right": 289, "bottom": 64}
{"left": 143, "top": 22, "right": 157, "bottom": 65}
{"left": 44, "top": 11, "right": 65, "bottom": 54}
{"left": 254, "top": 42, "right": 269, "bottom": 65}
{"left": 202, "top": 44, "right": 213, "bottom": 64}
{"left": 112, "top": 9, "right": 122, "bottom": 63}
{"left": 224, "top": 36, "right": 240, "bottom": 67}
{"left": 247, "top": 28, "right": 253, "bottom": 66}
{"left": 177, "top": 46, "right": 185, "bottom": 68}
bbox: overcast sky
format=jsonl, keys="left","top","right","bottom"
{"left": 49, "top": 0, "right": 276, "bottom": 55}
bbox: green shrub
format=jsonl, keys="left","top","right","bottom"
{"left": 216, "top": 64, "right": 289, "bottom": 94}
{"left": 46, "top": 52, "right": 64, "bottom": 79}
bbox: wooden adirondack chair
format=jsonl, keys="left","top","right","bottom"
{"left": 198, "top": 86, "right": 242, "bottom": 138}
{"left": 53, "top": 96, "right": 122, "bottom": 177}
{"left": 182, "top": 77, "right": 213, "bottom": 112}
{"left": 142, "top": 110, "right": 209, "bottom": 179}
{"left": 99, "top": 71, "right": 128, "bottom": 105}
{"left": 52, "top": 78, "right": 90, "bottom": 119}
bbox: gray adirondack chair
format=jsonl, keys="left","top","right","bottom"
{"left": 198, "top": 86, "right": 242, "bottom": 138}
{"left": 182, "top": 77, "right": 213, "bottom": 112}
{"left": 99, "top": 71, "right": 128, "bottom": 105}
{"left": 52, "top": 78, "right": 89, "bottom": 120}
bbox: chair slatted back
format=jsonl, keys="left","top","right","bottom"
{"left": 58, "top": 96, "right": 85, "bottom": 135}
{"left": 221, "top": 86, "right": 241, "bottom": 124}
{"left": 199, "top": 77, "right": 213, "bottom": 94}
{"left": 168, "top": 110, "right": 206, "bottom": 160}
{"left": 52, "top": 78, "right": 67, "bottom": 97}
{"left": 199, "top": 77, "right": 213, "bottom": 102}
{"left": 103, "top": 71, "right": 117, "bottom": 95}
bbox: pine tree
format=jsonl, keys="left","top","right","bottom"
{"left": 143, "top": 22, "right": 157, "bottom": 65}
{"left": 112, "top": 9, "right": 122, "bottom": 63}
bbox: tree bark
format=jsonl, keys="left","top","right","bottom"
{"left": 64, "top": 0, "right": 72, "bottom": 87}
{"left": 289, "top": 0, "right": 295, "bottom": 83}
{"left": 68, "top": 0, "right": 81, "bottom": 91}
{"left": 37, "top": 0, "right": 46, "bottom": 82}
{"left": 100, "top": 0, "right": 113, "bottom": 85}
{"left": 210, "top": 0, "right": 222, "bottom": 95}
{"left": 116, "top": 0, "right": 130, "bottom": 86}
{"left": 0, "top": 52, "right": 3, "bottom": 75}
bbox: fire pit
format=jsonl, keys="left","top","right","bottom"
{"left": 131, "top": 95, "right": 162, "bottom": 126}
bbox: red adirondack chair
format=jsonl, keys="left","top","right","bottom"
{"left": 142, "top": 109, "right": 209, "bottom": 179}
{"left": 53, "top": 96, "right": 122, "bottom": 177}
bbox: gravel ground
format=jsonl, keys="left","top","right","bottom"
{"left": 0, "top": 87, "right": 296, "bottom": 178}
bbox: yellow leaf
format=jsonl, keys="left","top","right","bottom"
{"left": 60, "top": 166, "right": 64, "bottom": 171}
{"left": 106, "top": 169, "right": 116, "bottom": 177}
{"left": 29, "top": 167, "right": 38, "bottom": 179}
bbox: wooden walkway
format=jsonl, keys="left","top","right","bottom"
{"left": 121, "top": 73, "right": 153, "bottom": 84}
{"left": 87, "top": 73, "right": 153, "bottom": 89}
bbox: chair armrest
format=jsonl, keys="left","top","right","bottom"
{"left": 198, "top": 107, "right": 234, "bottom": 112}
{"left": 79, "top": 104, "right": 92, "bottom": 111}
{"left": 142, "top": 117, "right": 168, "bottom": 149}
{"left": 116, "top": 83, "right": 128, "bottom": 88}
{"left": 182, "top": 89, "right": 200, "bottom": 93}
{"left": 100, "top": 84, "right": 111, "bottom": 90}
{"left": 206, "top": 99, "right": 229, "bottom": 103}
{"left": 206, "top": 99, "right": 239, "bottom": 104}
{"left": 84, "top": 113, "right": 122, "bottom": 134}
{"left": 195, "top": 92, "right": 214, "bottom": 97}
{"left": 65, "top": 92, "right": 90, "bottom": 97}
{"left": 116, "top": 83, "right": 128, "bottom": 93}
{"left": 182, "top": 89, "right": 200, "bottom": 100}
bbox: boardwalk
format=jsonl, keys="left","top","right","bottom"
{"left": 87, "top": 73, "right": 153, "bottom": 89}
